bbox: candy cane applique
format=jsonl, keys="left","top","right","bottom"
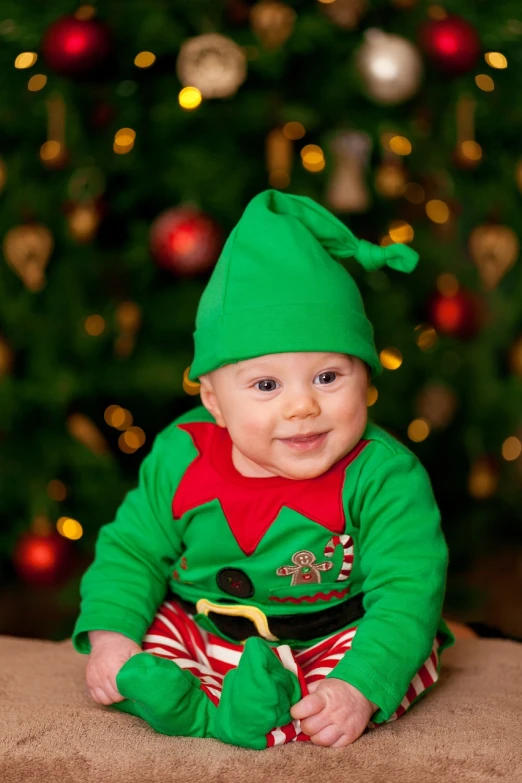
{"left": 323, "top": 535, "right": 354, "bottom": 581}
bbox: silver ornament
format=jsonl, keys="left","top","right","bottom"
{"left": 177, "top": 33, "right": 247, "bottom": 99}
{"left": 356, "top": 29, "right": 423, "bottom": 105}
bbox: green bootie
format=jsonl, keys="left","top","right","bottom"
{"left": 113, "top": 652, "right": 217, "bottom": 738}
{"left": 214, "top": 636, "right": 302, "bottom": 750}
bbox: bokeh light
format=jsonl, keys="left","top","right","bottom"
{"left": 502, "top": 437, "right": 521, "bottom": 461}
{"left": 179, "top": 86, "right": 202, "bottom": 110}
{"left": 84, "top": 314, "right": 106, "bottom": 336}
{"left": 134, "top": 51, "right": 156, "bottom": 68}
{"left": 380, "top": 347, "right": 403, "bottom": 370}
{"left": 408, "top": 419, "right": 430, "bottom": 442}
{"left": 283, "top": 121, "right": 305, "bottom": 140}
{"left": 15, "top": 52, "right": 37, "bottom": 69}
{"left": 57, "top": 516, "right": 83, "bottom": 540}
{"left": 485, "top": 52, "right": 507, "bottom": 69}
{"left": 426, "top": 199, "right": 450, "bottom": 224}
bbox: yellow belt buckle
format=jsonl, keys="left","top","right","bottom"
{"left": 196, "top": 598, "right": 279, "bottom": 643}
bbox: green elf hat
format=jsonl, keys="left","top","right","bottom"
{"left": 188, "top": 189, "right": 419, "bottom": 382}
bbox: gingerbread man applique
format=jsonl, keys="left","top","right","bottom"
{"left": 275, "top": 550, "right": 333, "bottom": 585}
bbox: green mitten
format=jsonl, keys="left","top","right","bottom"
{"left": 214, "top": 636, "right": 302, "bottom": 750}
{"left": 113, "top": 652, "right": 217, "bottom": 738}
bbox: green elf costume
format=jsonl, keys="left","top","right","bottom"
{"left": 72, "top": 190, "right": 456, "bottom": 749}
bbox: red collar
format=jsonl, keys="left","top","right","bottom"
{"left": 173, "top": 421, "right": 368, "bottom": 555}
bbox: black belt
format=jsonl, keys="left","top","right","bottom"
{"left": 171, "top": 591, "right": 365, "bottom": 643}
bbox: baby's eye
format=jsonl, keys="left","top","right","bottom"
{"left": 255, "top": 379, "right": 279, "bottom": 392}
{"left": 314, "top": 371, "right": 337, "bottom": 385}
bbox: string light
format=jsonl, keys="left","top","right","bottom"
{"left": 15, "top": 52, "right": 37, "bottom": 69}
{"left": 40, "top": 141, "right": 62, "bottom": 162}
{"left": 380, "top": 347, "right": 403, "bottom": 370}
{"left": 426, "top": 199, "right": 450, "bottom": 224}
{"left": 414, "top": 324, "right": 438, "bottom": 351}
{"left": 57, "top": 516, "right": 83, "bottom": 540}
{"left": 47, "top": 480, "right": 67, "bottom": 501}
{"left": 408, "top": 418, "right": 430, "bottom": 442}
{"left": 485, "top": 52, "right": 507, "bottom": 69}
{"left": 389, "top": 220, "right": 414, "bottom": 244}
{"left": 104, "top": 405, "right": 133, "bottom": 430}
{"left": 389, "top": 135, "right": 412, "bottom": 155}
{"left": 183, "top": 367, "right": 201, "bottom": 395}
{"left": 460, "top": 140, "right": 482, "bottom": 161}
{"left": 436, "top": 273, "right": 459, "bottom": 296}
{"left": 301, "top": 144, "right": 325, "bottom": 172}
{"left": 84, "top": 314, "right": 105, "bottom": 336}
{"left": 75, "top": 4, "right": 96, "bottom": 20}
{"left": 404, "top": 183, "right": 425, "bottom": 204}
{"left": 283, "top": 121, "right": 305, "bottom": 140}
{"left": 178, "top": 86, "right": 202, "bottom": 110}
{"left": 502, "top": 437, "right": 522, "bottom": 461}
{"left": 119, "top": 427, "right": 146, "bottom": 453}
{"left": 475, "top": 74, "right": 494, "bottom": 91}
{"left": 468, "top": 459, "right": 498, "bottom": 498}
{"left": 114, "top": 128, "right": 136, "bottom": 154}
{"left": 367, "top": 386, "right": 379, "bottom": 406}
{"left": 134, "top": 51, "right": 156, "bottom": 68}
{"left": 427, "top": 5, "right": 447, "bottom": 20}
{"left": 28, "top": 74, "right": 47, "bottom": 91}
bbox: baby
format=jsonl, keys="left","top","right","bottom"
{"left": 73, "top": 189, "right": 455, "bottom": 749}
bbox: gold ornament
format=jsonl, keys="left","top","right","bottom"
{"left": 509, "top": 336, "right": 522, "bottom": 377}
{"left": 250, "top": 1, "right": 296, "bottom": 49}
{"left": 67, "top": 413, "right": 109, "bottom": 455}
{"left": 326, "top": 130, "right": 372, "bottom": 212}
{"left": 3, "top": 224, "right": 54, "bottom": 291}
{"left": 0, "top": 335, "right": 13, "bottom": 376}
{"left": 176, "top": 33, "right": 247, "bottom": 99}
{"left": 68, "top": 202, "right": 100, "bottom": 243}
{"left": 266, "top": 127, "right": 292, "bottom": 188}
{"left": 416, "top": 384, "right": 458, "bottom": 429}
{"left": 468, "top": 457, "right": 498, "bottom": 499}
{"left": 320, "top": 0, "right": 367, "bottom": 29}
{"left": 183, "top": 366, "right": 201, "bottom": 396}
{"left": 356, "top": 30, "right": 423, "bottom": 105}
{"left": 114, "top": 301, "right": 142, "bottom": 357}
{"left": 468, "top": 225, "right": 519, "bottom": 291}
{"left": 375, "top": 160, "right": 407, "bottom": 198}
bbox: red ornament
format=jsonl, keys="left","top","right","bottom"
{"left": 13, "top": 531, "right": 74, "bottom": 586}
{"left": 150, "top": 207, "right": 222, "bottom": 276}
{"left": 419, "top": 15, "right": 480, "bottom": 75}
{"left": 428, "top": 289, "right": 482, "bottom": 339}
{"left": 41, "top": 16, "right": 112, "bottom": 77}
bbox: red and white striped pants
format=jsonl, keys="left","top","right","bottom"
{"left": 142, "top": 597, "right": 443, "bottom": 747}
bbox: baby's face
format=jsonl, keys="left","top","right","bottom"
{"left": 199, "top": 352, "right": 369, "bottom": 480}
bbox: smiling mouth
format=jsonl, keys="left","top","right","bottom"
{"left": 283, "top": 433, "right": 324, "bottom": 442}
{"left": 279, "top": 432, "right": 328, "bottom": 450}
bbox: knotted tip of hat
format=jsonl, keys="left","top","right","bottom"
{"left": 354, "top": 238, "right": 419, "bottom": 274}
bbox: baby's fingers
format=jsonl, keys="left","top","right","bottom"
{"left": 290, "top": 692, "right": 324, "bottom": 720}
{"left": 90, "top": 686, "right": 113, "bottom": 705}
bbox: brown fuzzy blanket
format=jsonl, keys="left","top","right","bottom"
{"left": 1, "top": 635, "right": 521, "bottom": 783}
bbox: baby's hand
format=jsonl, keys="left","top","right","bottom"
{"left": 290, "top": 678, "right": 377, "bottom": 748}
{"left": 86, "top": 630, "right": 143, "bottom": 705}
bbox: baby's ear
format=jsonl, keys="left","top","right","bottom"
{"left": 198, "top": 374, "right": 226, "bottom": 427}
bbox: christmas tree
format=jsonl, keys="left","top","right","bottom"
{"left": 1, "top": 1, "right": 521, "bottom": 642}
